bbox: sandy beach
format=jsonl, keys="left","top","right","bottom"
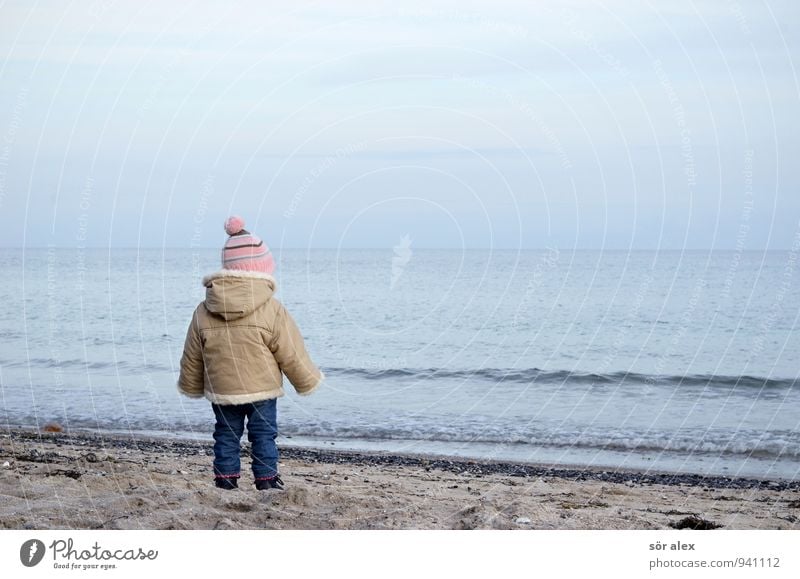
{"left": 1, "top": 428, "right": 798, "bottom": 530}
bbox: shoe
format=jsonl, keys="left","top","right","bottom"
{"left": 255, "top": 475, "right": 284, "bottom": 491}
{"left": 215, "top": 477, "right": 239, "bottom": 490}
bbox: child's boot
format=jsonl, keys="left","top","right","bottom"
{"left": 214, "top": 476, "right": 239, "bottom": 490}
{"left": 255, "top": 474, "right": 284, "bottom": 491}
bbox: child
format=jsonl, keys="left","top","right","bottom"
{"left": 178, "top": 215, "right": 323, "bottom": 490}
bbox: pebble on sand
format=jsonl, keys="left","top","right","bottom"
{"left": 669, "top": 515, "right": 722, "bottom": 530}
{"left": 515, "top": 517, "right": 531, "bottom": 525}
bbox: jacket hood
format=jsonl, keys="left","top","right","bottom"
{"left": 201, "top": 270, "right": 277, "bottom": 321}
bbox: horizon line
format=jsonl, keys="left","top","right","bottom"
{"left": 1, "top": 246, "right": 795, "bottom": 252}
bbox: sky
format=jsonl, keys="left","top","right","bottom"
{"left": 0, "top": 0, "right": 798, "bottom": 250}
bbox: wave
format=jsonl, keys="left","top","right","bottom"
{"left": 278, "top": 419, "right": 800, "bottom": 460}
{"left": 0, "top": 357, "right": 173, "bottom": 374}
{"left": 6, "top": 357, "right": 798, "bottom": 392}
{"left": 321, "top": 366, "right": 799, "bottom": 390}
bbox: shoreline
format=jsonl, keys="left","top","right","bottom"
{"left": 5, "top": 427, "right": 798, "bottom": 491}
{"left": 7, "top": 427, "right": 800, "bottom": 491}
{"left": 2, "top": 427, "right": 799, "bottom": 530}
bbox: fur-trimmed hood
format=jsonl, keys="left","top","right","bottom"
{"left": 202, "top": 269, "right": 278, "bottom": 321}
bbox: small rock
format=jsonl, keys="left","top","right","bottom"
{"left": 669, "top": 515, "right": 722, "bottom": 530}
{"left": 2, "top": 461, "right": 10, "bottom": 468}
{"left": 515, "top": 517, "right": 531, "bottom": 525}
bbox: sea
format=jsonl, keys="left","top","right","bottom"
{"left": 0, "top": 247, "right": 798, "bottom": 480}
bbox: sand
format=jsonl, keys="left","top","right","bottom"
{"left": 1, "top": 429, "right": 798, "bottom": 530}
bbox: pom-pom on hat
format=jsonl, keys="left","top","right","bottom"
{"left": 224, "top": 215, "right": 246, "bottom": 236}
{"left": 221, "top": 215, "right": 275, "bottom": 274}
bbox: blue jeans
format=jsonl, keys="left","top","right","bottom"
{"left": 211, "top": 398, "right": 279, "bottom": 481}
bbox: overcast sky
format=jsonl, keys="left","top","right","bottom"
{"left": 0, "top": 0, "right": 798, "bottom": 249}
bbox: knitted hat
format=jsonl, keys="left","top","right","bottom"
{"left": 221, "top": 215, "right": 275, "bottom": 274}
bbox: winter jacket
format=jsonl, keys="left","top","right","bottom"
{"left": 178, "top": 269, "right": 323, "bottom": 405}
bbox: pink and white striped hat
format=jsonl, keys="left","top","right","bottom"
{"left": 221, "top": 215, "right": 275, "bottom": 274}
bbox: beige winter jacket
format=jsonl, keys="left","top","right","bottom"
{"left": 177, "top": 269, "right": 323, "bottom": 405}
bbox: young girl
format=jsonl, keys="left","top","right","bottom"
{"left": 178, "top": 215, "right": 323, "bottom": 490}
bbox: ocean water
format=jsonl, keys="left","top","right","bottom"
{"left": 0, "top": 247, "right": 798, "bottom": 479}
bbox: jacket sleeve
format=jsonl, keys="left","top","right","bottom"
{"left": 177, "top": 310, "right": 205, "bottom": 399}
{"left": 269, "top": 302, "right": 324, "bottom": 396}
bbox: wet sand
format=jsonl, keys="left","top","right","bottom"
{"left": 1, "top": 428, "right": 798, "bottom": 530}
